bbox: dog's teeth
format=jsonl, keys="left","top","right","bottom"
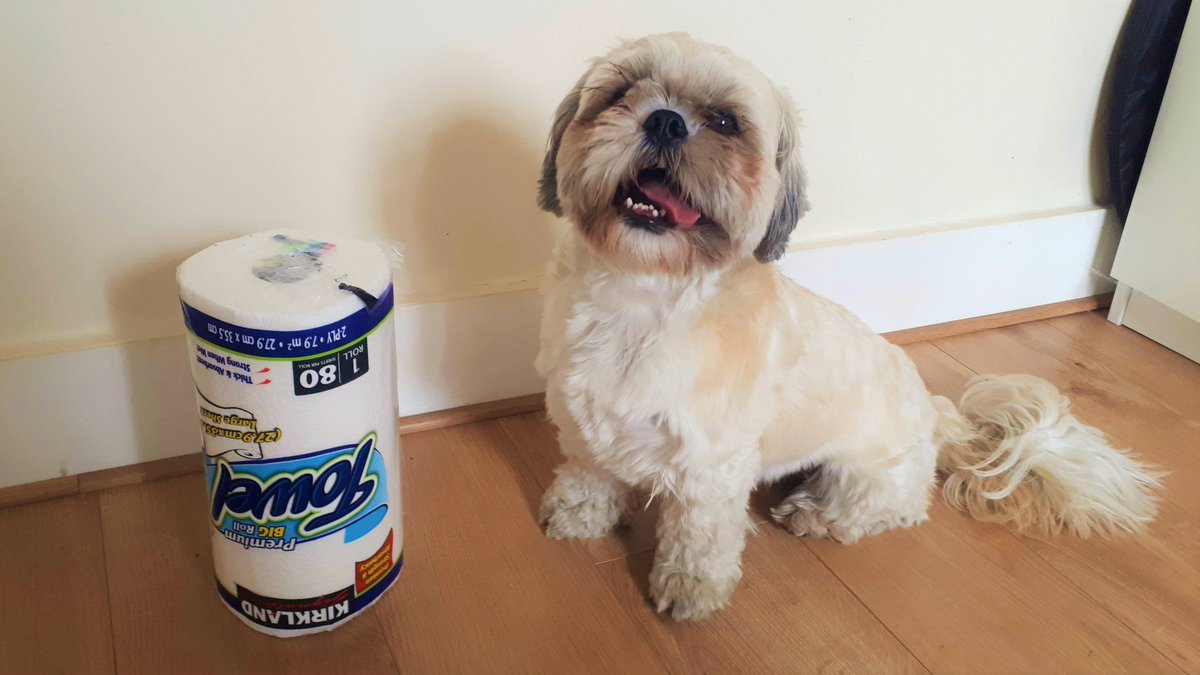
{"left": 625, "top": 197, "right": 633, "bottom": 207}
{"left": 651, "top": 209, "right": 660, "bottom": 218}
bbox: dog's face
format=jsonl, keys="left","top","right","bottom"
{"left": 538, "top": 33, "right": 809, "bottom": 275}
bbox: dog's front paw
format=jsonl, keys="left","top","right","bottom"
{"left": 539, "top": 492, "right": 618, "bottom": 539}
{"left": 538, "top": 470, "right": 626, "bottom": 539}
{"left": 649, "top": 565, "right": 739, "bottom": 621}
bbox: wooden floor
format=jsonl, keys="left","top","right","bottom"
{"left": 2, "top": 311, "right": 1198, "bottom": 674}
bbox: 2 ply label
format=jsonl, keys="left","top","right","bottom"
{"left": 180, "top": 285, "right": 394, "bottom": 360}
{"left": 181, "top": 284, "right": 391, "bottom": 399}
{"left": 292, "top": 340, "right": 370, "bottom": 396}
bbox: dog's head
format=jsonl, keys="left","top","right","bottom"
{"left": 538, "top": 33, "right": 809, "bottom": 275}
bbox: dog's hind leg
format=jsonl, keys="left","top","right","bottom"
{"left": 771, "top": 441, "right": 938, "bottom": 544}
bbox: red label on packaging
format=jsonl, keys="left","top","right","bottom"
{"left": 355, "top": 529, "right": 395, "bottom": 596}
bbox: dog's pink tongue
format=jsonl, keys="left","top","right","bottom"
{"left": 640, "top": 180, "right": 701, "bottom": 227}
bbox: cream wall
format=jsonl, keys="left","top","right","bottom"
{"left": 0, "top": 0, "right": 1129, "bottom": 358}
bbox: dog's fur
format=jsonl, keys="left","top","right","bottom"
{"left": 534, "top": 33, "right": 1163, "bottom": 620}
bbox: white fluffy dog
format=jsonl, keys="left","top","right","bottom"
{"left": 534, "top": 33, "right": 1163, "bottom": 620}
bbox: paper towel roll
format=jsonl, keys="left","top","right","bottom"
{"left": 178, "top": 230, "right": 402, "bottom": 637}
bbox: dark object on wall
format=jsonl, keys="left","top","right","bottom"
{"left": 1108, "top": 0, "right": 1192, "bottom": 223}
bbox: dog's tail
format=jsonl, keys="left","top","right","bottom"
{"left": 930, "top": 374, "right": 1164, "bottom": 537}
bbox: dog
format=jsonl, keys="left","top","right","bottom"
{"left": 533, "top": 32, "right": 1163, "bottom": 620}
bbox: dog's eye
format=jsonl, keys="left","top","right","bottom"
{"left": 607, "top": 85, "right": 631, "bottom": 107}
{"left": 707, "top": 111, "right": 740, "bottom": 136}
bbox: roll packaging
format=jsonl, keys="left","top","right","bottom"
{"left": 178, "top": 230, "right": 402, "bottom": 637}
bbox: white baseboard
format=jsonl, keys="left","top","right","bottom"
{"left": 393, "top": 288, "right": 545, "bottom": 417}
{"left": 780, "top": 207, "right": 1117, "bottom": 333}
{"left": 0, "top": 208, "right": 1117, "bottom": 489}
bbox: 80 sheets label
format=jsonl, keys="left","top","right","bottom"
{"left": 292, "top": 340, "right": 369, "bottom": 396}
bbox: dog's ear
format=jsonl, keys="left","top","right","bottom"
{"left": 754, "top": 89, "right": 810, "bottom": 263}
{"left": 537, "top": 73, "right": 589, "bottom": 216}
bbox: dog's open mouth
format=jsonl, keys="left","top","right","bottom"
{"left": 613, "top": 168, "right": 707, "bottom": 233}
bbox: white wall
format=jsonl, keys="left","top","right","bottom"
{"left": 0, "top": 0, "right": 1129, "bottom": 360}
{"left": 0, "top": 208, "right": 1119, "bottom": 489}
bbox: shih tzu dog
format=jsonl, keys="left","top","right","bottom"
{"left": 534, "top": 32, "right": 1162, "bottom": 620}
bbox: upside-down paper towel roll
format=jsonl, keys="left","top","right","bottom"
{"left": 178, "top": 230, "right": 402, "bottom": 637}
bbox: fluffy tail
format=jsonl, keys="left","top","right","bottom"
{"left": 931, "top": 374, "right": 1164, "bottom": 537}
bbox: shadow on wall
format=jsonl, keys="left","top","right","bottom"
{"left": 381, "top": 111, "right": 559, "bottom": 303}
{"left": 1089, "top": 27, "right": 1123, "bottom": 283}
{"left": 96, "top": 107, "right": 563, "bottom": 458}
{"left": 1088, "top": 1, "right": 1136, "bottom": 211}
{"left": 379, "top": 108, "right": 556, "bottom": 412}
{"left": 105, "top": 240, "right": 224, "bottom": 467}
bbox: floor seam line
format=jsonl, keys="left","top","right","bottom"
{"left": 1007, "top": 533, "right": 1188, "bottom": 673}
{"left": 95, "top": 494, "right": 121, "bottom": 675}
{"left": 804, "top": 541, "right": 934, "bottom": 675}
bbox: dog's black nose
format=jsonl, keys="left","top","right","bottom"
{"left": 643, "top": 109, "right": 688, "bottom": 148}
